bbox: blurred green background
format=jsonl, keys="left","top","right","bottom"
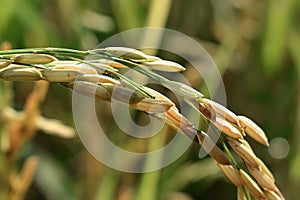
{"left": 0, "top": 0, "right": 300, "bottom": 199}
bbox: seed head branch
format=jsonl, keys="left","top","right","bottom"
{"left": 0, "top": 47, "right": 284, "bottom": 199}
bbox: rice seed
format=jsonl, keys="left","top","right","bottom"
{"left": 106, "top": 86, "right": 172, "bottom": 112}
{"left": 79, "top": 74, "right": 120, "bottom": 85}
{"left": 165, "top": 107, "right": 193, "bottom": 129}
{"left": 162, "top": 80, "right": 204, "bottom": 99}
{"left": 142, "top": 86, "right": 176, "bottom": 108}
{"left": 238, "top": 115, "right": 269, "bottom": 146}
{"left": 152, "top": 112, "right": 179, "bottom": 130}
{"left": 143, "top": 59, "right": 186, "bottom": 72}
{"left": 97, "top": 59, "right": 128, "bottom": 68}
{"left": 126, "top": 55, "right": 161, "bottom": 63}
{"left": 196, "top": 101, "right": 216, "bottom": 120}
{"left": 118, "top": 77, "right": 154, "bottom": 98}
{"left": 199, "top": 98, "right": 240, "bottom": 126}
{"left": 0, "top": 64, "right": 27, "bottom": 71}
{"left": 237, "top": 187, "right": 247, "bottom": 200}
{"left": 228, "top": 138, "right": 260, "bottom": 169}
{"left": 246, "top": 163, "right": 278, "bottom": 192}
{"left": 103, "top": 47, "right": 148, "bottom": 60}
{"left": 87, "top": 62, "right": 119, "bottom": 73}
{"left": 177, "top": 121, "right": 199, "bottom": 142}
{"left": 69, "top": 81, "right": 111, "bottom": 101}
{"left": 141, "top": 55, "right": 161, "bottom": 62}
{"left": 71, "top": 82, "right": 172, "bottom": 112}
{"left": 129, "top": 98, "right": 172, "bottom": 113}
{"left": 155, "top": 107, "right": 200, "bottom": 141}
{"left": 105, "top": 84, "right": 148, "bottom": 104}
{"left": 239, "top": 169, "right": 265, "bottom": 199}
{"left": 152, "top": 110, "right": 198, "bottom": 141}
{"left": 212, "top": 117, "right": 243, "bottom": 139}
{"left": 0, "top": 66, "right": 42, "bottom": 81}
{"left": 51, "top": 64, "right": 97, "bottom": 74}
{"left": 13, "top": 53, "right": 57, "bottom": 64}
{"left": 264, "top": 190, "right": 282, "bottom": 200}
{"left": 218, "top": 164, "right": 243, "bottom": 186}
{"left": 238, "top": 139, "right": 254, "bottom": 153}
{"left": 50, "top": 60, "right": 115, "bottom": 74}
{"left": 105, "top": 85, "right": 166, "bottom": 109}
{"left": 41, "top": 68, "right": 79, "bottom": 82}
{"left": 197, "top": 131, "right": 232, "bottom": 165}
{"left": 0, "top": 59, "right": 12, "bottom": 69}
{"left": 73, "top": 82, "right": 172, "bottom": 112}
{"left": 69, "top": 58, "right": 119, "bottom": 73}
{"left": 256, "top": 158, "right": 275, "bottom": 182}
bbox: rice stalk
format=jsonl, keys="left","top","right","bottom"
{"left": 0, "top": 47, "right": 285, "bottom": 199}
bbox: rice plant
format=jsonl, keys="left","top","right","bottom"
{"left": 0, "top": 47, "right": 284, "bottom": 199}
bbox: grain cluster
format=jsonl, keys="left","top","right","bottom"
{"left": 0, "top": 47, "right": 284, "bottom": 199}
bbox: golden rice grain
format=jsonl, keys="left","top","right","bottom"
{"left": 13, "top": 53, "right": 57, "bottom": 64}
{"left": 200, "top": 98, "right": 239, "bottom": 126}
{"left": 0, "top": 59, "right": 12, "bottom": 69}
{"left": 79, "top": 74, "right": 120, "bottom": 85}
{"left": 143, "top": 59, "right": 186, "bottom": 72}
{"left": 197, "top": 132, "right": 232, "bottom": 165}
{"left": 228, "top": 138, "right": 259, "bottom": 169}
{"left": 218, "top": 164, "right": 243, "bottom": 186}
{"left": 103, "top": 47, "right": 148, "bottom": 60}
{"left": 238, "top": 115, "right": 269, "bottom": 146}
{"left": 264, "top": 189, "right": 282, "bottom": 200}
{"left": 0, "top": 66, "right": 42, "bottom": 81}
{"left": 239, "top": 169, "right": 265, "bottom": 199}
{"left": 212, "top": 117, "right": 243, "bottom": 139}
{"left": 41, "top": 68, "right": 79, "bottom": 82}
{"left": 246, "top": 163, "right": 277, "bottom": 191}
